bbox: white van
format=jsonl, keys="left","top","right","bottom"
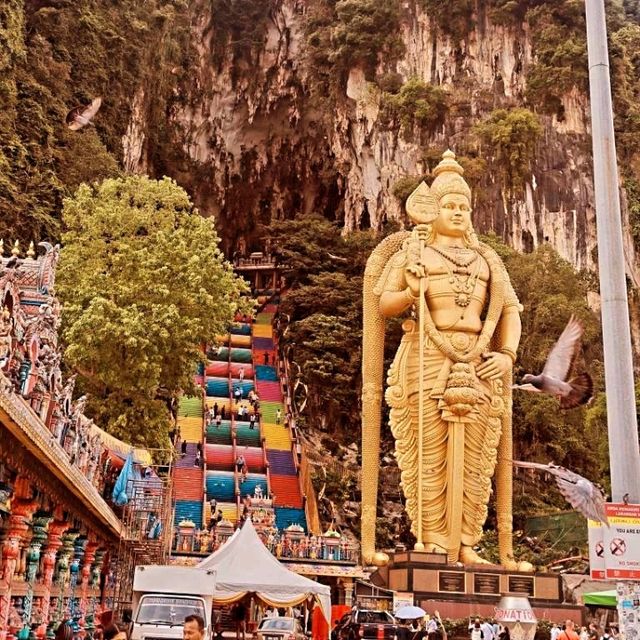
{"left": 130, "top": 565, "right": 217, "bottom": 640}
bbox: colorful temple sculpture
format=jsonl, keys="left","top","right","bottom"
{"left": 171, "top": 256, "right": 364, "bottom": 605}
{"left": 0, "top": 241, "right": 169, "bottom": 638}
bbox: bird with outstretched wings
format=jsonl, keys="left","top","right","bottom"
{"left": 513, "top": 315, "right": 593, "bottom": 408}
{"left": 65, "top": 97, "right": 102, "bottom": 131}
{"left": 514, "top": 460, "right": 608, "bottom": 524}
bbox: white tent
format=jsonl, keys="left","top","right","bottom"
{"left": 197, "top": 519, "right": 332, "bottom": 626}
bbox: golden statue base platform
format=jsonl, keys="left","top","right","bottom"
{"left": 371, "top": 551, "right": 584, "bottom": 621}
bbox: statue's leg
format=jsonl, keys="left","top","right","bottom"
{"left": 391, "top": 350, "right": 450, "bottom": 554}
{"left": 459, "top": 396, "right": 501, "bottom": 564}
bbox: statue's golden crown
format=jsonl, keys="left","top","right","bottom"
{"left": 405, "top": 150, "right": 471, "bottom": 224}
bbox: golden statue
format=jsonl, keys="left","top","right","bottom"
{"left": 361, "top": 150, "right": 531, "bottom": 570}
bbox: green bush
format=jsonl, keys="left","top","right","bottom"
{"left": 473, "top": 107, "right": 542, "bottom": 190}
{"left": 524, "top": 1, "right": 588, "bottom": 114}
{"left": 381, "top": 78, "right": 449, "bottom": 137}
{"left": 305, "top": 0, "right": 404, "bottom": 86}
{"left": 417, "top": 0, "right": 474, "bottom": 40}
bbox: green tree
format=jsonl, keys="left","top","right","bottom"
{"left": 474, "top": 108, "right": 543, "bottom": 190}
{"left": 382, "top": 78, "right": 449, "bottom": 138}
{"left": 57, "top": 176, "right": 250, "bottom": 448}
{"left": 329, "top": 0, "right": 404, "bottom": 79}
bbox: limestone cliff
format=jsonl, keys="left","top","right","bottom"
{"left": 121, "top": 0, "right": 638, "bottom": 289}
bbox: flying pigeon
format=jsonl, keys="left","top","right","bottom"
{"left": 514, "top": 460, "right": 608, "bottom": 525}
{"left": 65, "top": 97, "right": 102, "bottom": 131}
{"left": 513, "top": 315, "right": 593, "bottom": 408}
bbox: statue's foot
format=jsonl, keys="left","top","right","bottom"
{"left": 501, "top": 558, "right": 534, "bottom": 572}
{"left": 373, "top": 551, "right": 390, "bottom": 566}
{"left": 363, "top": 550, "right": 390, "bottom": 566}
{"left": 460, "top": 546, "right": 492, "bottom": 565}
{"left": 426, "top": 543, "right": 447, "bottom": 554}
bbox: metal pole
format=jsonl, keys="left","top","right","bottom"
{"left": 585, "top": 0, "right": 640, "bottom": 502}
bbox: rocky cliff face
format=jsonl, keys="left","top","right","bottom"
{"left": 122, "top": 0, "right": 639, "bottom": 290}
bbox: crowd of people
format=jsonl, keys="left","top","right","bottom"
{"left": 550, "top": 620, "right": 619, "bottom": 640}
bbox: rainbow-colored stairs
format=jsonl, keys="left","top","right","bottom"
{"left": 253, "top": 305, "right": 306, "bottom": 531}
{"left": 174, "top": 395, "right": 205, "bottom": 529}
{"left": 172, "top": 297, "right": 308, "bottom": 541}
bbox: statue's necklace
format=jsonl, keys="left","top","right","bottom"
{"left": 429, "top": 246, "right": 481, "bottom": 308}
{"left": 429, "top": 244, "right": 478, "bottom": 268}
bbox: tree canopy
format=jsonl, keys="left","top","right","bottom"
{"left": 57, "top": 176, "right": 250, "bottom": 448}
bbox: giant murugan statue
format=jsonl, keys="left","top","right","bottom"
{"left": 361, "top": 150, "right": 531, "bottom": 570}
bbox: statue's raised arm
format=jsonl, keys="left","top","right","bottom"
{"left": 361, "top": 150, "right": 532, "bottom": 571}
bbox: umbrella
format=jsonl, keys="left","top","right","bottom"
{"left": 395, "top": 606, "right": 426, "bottom": 620}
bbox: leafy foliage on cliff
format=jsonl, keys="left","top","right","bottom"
{"left": 57, "top": 176, "right": 249, "bottom": 448}
{"left": 0, "top": 0, "right": 189, "bottom": 243}
{"left": 474, "top": 108, "right": 543, "bottom": 190}
{"left": 381, "top": 78, "right": 449, "bottom": 138}
{"left": 305, "top": 0, "right": 404, "bottom": 88}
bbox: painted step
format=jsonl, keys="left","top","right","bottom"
{"left": 275, "top": 507, "right": 306, "bottom": 532}
{"left": 262, "top": 423, "right": 291, "bottom": 450}
{"left": 209, "top": 346, "right": 230, "bottom": 362}
{"left": 178, "top": 396, "right": 203, "bottom": 417}
{"left": 255, "top": 366, "right": 279, "bottom": 383}
{"left": 205, "top": 362, "right": 254, "bottom": 379}
{"left": 205, "top": 376, "right": 230, "bottom": 397}
{"left": 204, "top": 501, "right": 238, "bottom": 524}
{"left": 235, "top": 446, "right": 266, "bottom": 472}
{"left": 173, "top": 468, "right": 204, "bottom": 501}
{"left": 238, "top": 473, "right": 268, "bottom": 499}
{"left": 175, "top": 443, "right": 201, "bottom": 469}
{"left": 235, "top": 423, "right": 262, "bottom": 447}
{"left": 260, "top": 402, "right": 284, "bottom": 424}
{"left": 174, "top": 500, "right": 203, "bottom": 529}
{"left": 205, "top": 444, "right": 234, "bottom": 469}
{"left": 230, "top": 334, "right": 251, "bottom": 348}
{"left": 229, "top": 348, "right": 252, "bottom": 363}
{"left": 177, "top": 416, "right": 202, "bottom": 443}
{"left": 204, "top": 397, "right": 232, "bottom": 414}
{"left": 205, "top": 421, "right": 233, "bottom": 445}
{"left": 252, "top": 350, "right": 276, "bottom": 368}
{"left": 255, "top": 380, "right": 281, "bottom": 401}
{"left": 206, "top": 471, "right": 236, "bottom": 502}
{"left": 253, "top": 337, "right": 275, "bottom": 350}
{"left": 267, "top": 449, "right": 297, "bottom": 476}
{"left": 230, "top": 323, "right": 252, "bottom": 336}
{"left": 270, "top": 474, "right": 303, "bottom": 509}
{"left": 229, "top": 379, "right": 255, "bottom": 397}
{"left": 252, "top": 325, "right": 273, "bottom": 339}
{"left": 255, "top": 313, "right": 273, "bottom": 325}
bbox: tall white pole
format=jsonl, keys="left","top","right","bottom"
{"left": 585, "top": 0, "right": 640, "bottom": 502}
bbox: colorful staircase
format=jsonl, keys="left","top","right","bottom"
{"left": 254, "top": 304, "right": 306, "bottom": 531}
{"left": 172, "top": 293, "right": 309, "bottom": 545}
{"left": 174, "top": 396, "right": 205, "bottom": 529}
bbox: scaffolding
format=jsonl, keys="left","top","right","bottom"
{"left": 109, "top": 455, "right": 174, "bottom": 618}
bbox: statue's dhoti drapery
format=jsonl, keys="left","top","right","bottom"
{"left": 386, "top": 321, "right": 506, "bottom": 562}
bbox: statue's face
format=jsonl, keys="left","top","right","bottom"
{"left": 433, "top": 193, "right": 471, "bottom": 237}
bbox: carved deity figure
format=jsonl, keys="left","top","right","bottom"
{"left": 361, "top": 151, "right": 531, "bottom": 570}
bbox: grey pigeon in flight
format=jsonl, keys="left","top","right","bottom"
{"left": 514, "top": 460, "right": 608, "bottom": 525}
{"left": 513, "top": 315, "right": 593, "bottom": 408}
{"left": 65, "top": 97, "right": 102, "bottom": 131}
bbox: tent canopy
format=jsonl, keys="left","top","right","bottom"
{"left": 583, "top": 590, "right": 616, "bottom": 607}
{"left": 197, "top": 519, "right": 331, "bottom": 623}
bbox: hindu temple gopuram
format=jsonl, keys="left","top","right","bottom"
{"left": 0, "top": 242, "right": 166, "bottom": 639}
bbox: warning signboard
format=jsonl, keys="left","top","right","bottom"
{"left": 588, "top": 519, "right": 606, "bottom": 579}
{"left": 604, "top": 504, "right": 640, "bottom": 580}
